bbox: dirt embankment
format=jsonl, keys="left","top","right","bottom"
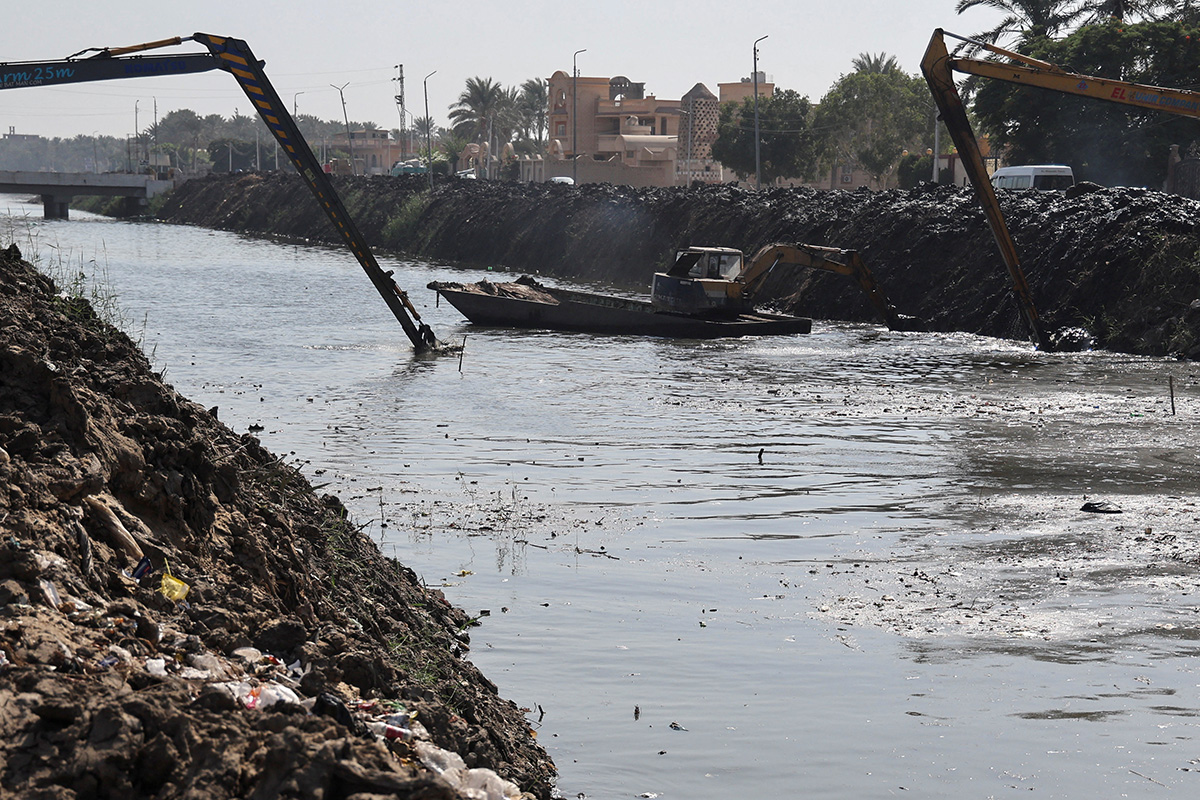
{"left": 156, "top": 173, "right": 1200, "bottom": 357}
{"left": 0, "top": 242, "right": 554, "bottom": 798}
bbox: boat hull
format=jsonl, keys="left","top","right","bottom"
{"left": 428, "top": 279, "right": 811, "bottom": 339}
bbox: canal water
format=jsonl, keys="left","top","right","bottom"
{"left": 4, "top": 200, "right": 1200, "bottom": 798}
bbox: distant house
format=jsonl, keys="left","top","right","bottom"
{"left": 326, "top": 129, "right": 403, "bottom": 176}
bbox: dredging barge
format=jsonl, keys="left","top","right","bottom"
{"left": 428, "top": 243, "right": 913, "bottom": 339}
{"left": 427, "top": 274, "right": 813, "bottom": 338}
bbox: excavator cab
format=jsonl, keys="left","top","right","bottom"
{"left": 664, "top": 247, "right": 744, "bottom": 280}
{"left": 653, "top": 247, "right": 751, "bottom": 315}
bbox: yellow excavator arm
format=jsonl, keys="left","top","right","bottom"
{"left": 740, "top": 243, "right": 912, "bottom": 331}
{"left": 921, "top": 28, "right": 1200, "bottom": 350}
{"left": 2, "top": 34, "right": 443, "bottom": 352}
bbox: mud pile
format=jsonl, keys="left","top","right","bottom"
{"left": 0, "top": 243, "right": 554, "bottom": 798}
{"left": 156, "top": 174, "right": 1200, "bottom": 357}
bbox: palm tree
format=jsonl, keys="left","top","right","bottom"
{"left": 412, "top": 115, "right": 435, "bottom": 141}
{"left": 517, "top": 78, "right": 548, "bottom": 146}
{"left": 851, "top": 52, "right": 901, "bottom": 74}
{"left": 1165, "top": 0, "right": 1200, "bottom": 22}
{"left": 448, "top": 76, "right": 511, "bottom": 142}
{"left": 1075, "top": 0, "right": 1172, "bottom": 23}
{"left": 955, "top": 0, "right": 1081, "bottom": 44}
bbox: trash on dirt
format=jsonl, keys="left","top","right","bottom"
{"left": 160, "top": 561, "right": 190, "bottom": 602}
{"left": 145, "top": 657, "right": 168, "bottom": 677}
{"left": 131, "top": 556, "right": 153, "bottom": 579}
{"left": 38, "top": 578, "right": 62, "bottom": 609}
{"left": 232, "top": 646, "right": 263, "bottom": 664}
{"left": 211, "top": 680, "right": 301, "bottom": 709}
{"left": 413, "top": 740, "right": 523, "bottom": 800}
{"left": 1081, "top": 501, "right": 1123, "bottom": 514}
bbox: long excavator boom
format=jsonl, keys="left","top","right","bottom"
{"left": 1, "top": 35, "right": 442, "bottom": 353}
{"left": 741, "top": 243, "right": 914, "bottom": 331}
{"left": 921, "top": 30, "right": 1049, "bottom": 350}
{"left": 921, "top": 28, "right": 1200, "bottom": 351}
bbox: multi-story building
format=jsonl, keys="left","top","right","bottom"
{"left": 541, "top": 71, "right": 685, "bottom": 187}
{"left": 529, "top": 70, "right": 779, "bottom": 187}
{"left": 325, "top": 129, "right": 404, "bottom": 175}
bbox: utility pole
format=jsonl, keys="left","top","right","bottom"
{"left": 753, "top": 35, "right": 768, "bottom": 190}
{"left": 134, "top": 99, "right": 139, "bottom": 172}
{"left": 573, "top": 48, "right": 586, "bottom": 184}
{"left": 424, "top": 70, "right": 436, "bottom": 191}
{"left": 332, "top": 82, "right": 355, "bottom": 175}
{"left": 394, "top": 65, "right": 406, "bottom": 159}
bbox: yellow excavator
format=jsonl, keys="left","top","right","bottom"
{"left": 1, "top": 34, "right": 443, "bottom": 352}
{"left": 651, "top": 243, "right": 917, "bottom": 331}
{"left": 921, "top": 28, "right": 1200, "bottom": 350}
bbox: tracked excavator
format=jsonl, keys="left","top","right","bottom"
{"left": 921, "top": 27, "right": 1200, "bottom": 350}
{"left": 1, "top": 34, "right": 444, "bottom": 353}
{"left": 651, "top": 243, "right": 917, "bottom": 331}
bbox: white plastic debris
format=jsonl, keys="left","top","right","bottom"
{"left": 232, "top": 646, "right": 263, "bottom": 664}
{"left": 414, "top": 741, "right": 521, "bottom": 800}
{"left": 256, "top": 682, "right": 301, "bottom": 708}
{"left": 145, "top": 658, "right": 168, "bottom": 677}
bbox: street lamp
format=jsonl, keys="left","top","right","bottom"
{"left": 423, "top": 70, "right": 436, "bottom": 191}
{"left": 92, "top": 131, "right": 99, "bottom": 174}
{"left": 331, "top": 82, "right": 355, "bottom": 175}
{"left": 293, "top": 91, "right": 305, "bottom": 117}
{"left": 753, "top": 35, "right": 768, "bottom": 190}
{"left": 573, "top": 48, "right": 586, "bottom": 184}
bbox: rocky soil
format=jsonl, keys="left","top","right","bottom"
{"left": 0, "top": 242, "right": 555, "bottom": 799}
{"left": 155, "top": 173, "right": 1200, "bottom": 357}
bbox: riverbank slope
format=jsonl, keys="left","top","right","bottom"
{"left": 155, "top": 173, "right": 1200, "bottom": 358}
{"left": 0, "top": 242, "right": 554, "bottom": 798}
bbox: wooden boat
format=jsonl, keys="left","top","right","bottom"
{"left": 427, "top": 276, "right": 812, "bottom": 338}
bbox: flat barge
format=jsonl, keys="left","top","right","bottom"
{"left": 427, "top": 276, "right": 812, "bottom": 339}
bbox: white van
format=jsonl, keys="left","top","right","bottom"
{"left": 991, "top": 165, "right": 1074, "bottom": 191}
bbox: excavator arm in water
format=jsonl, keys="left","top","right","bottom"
{"left": 651, "top": 243, "right": 916, "bottom": 331}
{"left": 1, "top": 34, "right": 443, "bottom": 353}
{"left": 921, "top": 27, "right": 1200, "bottom": 350}
{"left": 740, "top": 243, "right": 914, "bottom": 331}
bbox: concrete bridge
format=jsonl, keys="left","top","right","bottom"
{"left": 0, "top": 171, "right": 175, "bottom": 219}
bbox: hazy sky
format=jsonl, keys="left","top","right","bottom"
{"left": 3, "top": 1, "right": 1003, "bottom": 139}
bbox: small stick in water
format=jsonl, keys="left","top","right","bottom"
{"left": 1169, "top": 374, "right": 1176, "bottom": 416}
{"left": 458, "top": 336, "right": 466, "bottom": 373}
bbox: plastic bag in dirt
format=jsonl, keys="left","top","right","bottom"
{"left": 414, "top": 741, "right": 521, "bottom": 800}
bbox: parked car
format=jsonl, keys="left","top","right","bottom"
{"left": 991, "top": 165, "right": 1074, "bottom": 191}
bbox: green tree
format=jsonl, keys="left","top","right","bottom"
{"left": 812, "top": 60, "right": 933, "bottom": 188}
{"left": 971, "top": 19, "right": 1200, "bottom": 186}
{"left": 1077, "top": 1, "right": 1172, "bottom": 23}
{"left": 516, "top": 77, "right": 549, "bottom": 150}
{"left": 711, "top": 89, "right": 820, "bottom": 183}
{"left": 448, "top": 76, "right": 511, "bottom": 142}
{"left": 852, "top": 52, "right": 901, "bottom": 74}
{"left": 955, "top": 0, "right": 1081, "bottom": 44}
{"left": 438, "top": 131, "right": 472, "bottom": 173}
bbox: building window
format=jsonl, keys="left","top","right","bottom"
{"left": 556, "top": 123, "right": 566, "bottom": 136}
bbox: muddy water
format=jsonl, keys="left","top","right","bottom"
{"left": 6, "top": 201, "right": 1200, "bottom": 798}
